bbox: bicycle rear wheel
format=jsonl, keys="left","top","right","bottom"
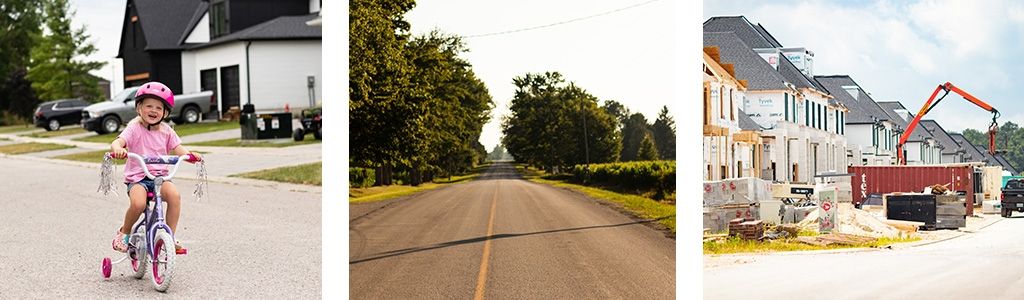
{"left": 151, "top": 230, "right": 174, "bottom": 292}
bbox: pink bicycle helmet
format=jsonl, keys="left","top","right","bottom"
{"left": 134, "top": 81, "right": 175, "bottom": 109}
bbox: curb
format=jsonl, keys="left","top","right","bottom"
{"left": 898, "top": 216, "right": 1006, "bottom": 249}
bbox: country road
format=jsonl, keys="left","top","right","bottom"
{"left": 705, "top": 216, "right": 1024, "bottom": 300}
{"left": 0, "top": 156, "right": 321, "bottom": 298}
{"left": 349, "top": 162, "right": 675, "bottom": 299}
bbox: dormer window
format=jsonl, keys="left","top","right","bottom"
{"left": 210, "top": 0, "right": 230, "bottom": 38}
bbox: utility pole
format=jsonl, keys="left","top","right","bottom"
{"left": 581, "top": 97, "right": 590, "bottom": 167}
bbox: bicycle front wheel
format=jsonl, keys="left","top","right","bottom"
{"left": 151, "top": 230, "right": 175, "bottom": 292}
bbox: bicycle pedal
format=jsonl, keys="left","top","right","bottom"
{"left": 176, "top": 248, "right": 188, "bottom": 255}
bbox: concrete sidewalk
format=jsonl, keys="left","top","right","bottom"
{"left": 0, "top": 125, "right": 321, "bottom": 184}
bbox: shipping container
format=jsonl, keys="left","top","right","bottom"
{"left": 849, "top": 163, "right": 980, "bottom": 216}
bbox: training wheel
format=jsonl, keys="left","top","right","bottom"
{"left": 101, "top": 257, "right": 112, "bottom": 278}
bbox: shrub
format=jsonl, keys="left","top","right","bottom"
{"left": 349, "top": 167, "right": 376, "bottom": 188}
{"left": 571, "top": 160, "right": 676, "bottom": 198}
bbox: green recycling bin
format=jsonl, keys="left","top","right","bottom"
{"left": 240, "top": 112, "right": 292, "bottom": 140}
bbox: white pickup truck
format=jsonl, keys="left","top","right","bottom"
{"left": 81, "top": 87, "right": 215, "bottom": 134}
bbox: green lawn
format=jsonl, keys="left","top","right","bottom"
{"left": 349, "top": 164, "right": 489, "bottom": 203}
{"left": 233, "top": 162, "right": 321, "bottom": 185}
{"left": 186, "top": 138, "right": 320, "bottom": 148}
{"left": 74, "top": 121, "right": 240, "bottom": 143}
{"left": 0, "top": 142, "right": 74, "bottom": 155}
{"left": 517, "top": 165, "right": 676, "bottom": 233}
{"left": 19, "top": 127, "right": 87, "bottom": 138}
{"left": 703, "top": 235, "right": 920, "bottom": 255}
{"left": 0, "top": 125, "right": 36, "bottom": 134}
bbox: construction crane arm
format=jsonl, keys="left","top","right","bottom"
{"left": 897, "top": 82, "right": 999, "bottom": 164}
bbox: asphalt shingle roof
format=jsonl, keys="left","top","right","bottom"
{"left": 131, "top": 0, "right": 205, "bottom": 51}
{"left": 973, "top": 144, "right": 1001, "bottom": 167}
{"left": 813, "top": 76, "right": 893, "bottom": 124}
{"left": 704, "top": 32, "right": 789, "bottom": 91}
{"left": 191, "top": 14, "right": 321, "bottom": 49}
{"left": 876, "top": 101, "right": 931, "bottom": 142}
{"left": 704, "top": 16, "right": 781, "bottom": 48}
{"left": 738, "top": 109, "right": 762, "bottom": 131}
{"left": 950, "top": 133, "right": 990, "bottom": 164}
{"left": 919, "top": 120, "right": 961, "bottom": 155}
{"left": 995, "top": 154, "right": 1018, "bottom": 174}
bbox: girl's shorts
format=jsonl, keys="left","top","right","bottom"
{"left": 125, "top": 178, "right": 159, "bottom": 196}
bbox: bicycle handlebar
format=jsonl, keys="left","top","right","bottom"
{"left": 105, "top": 152, "right": 199, "bottom": 181}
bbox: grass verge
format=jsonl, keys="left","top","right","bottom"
{"left": 703, "top": 235, "right": 921, "bottom": 255}
{"left": 0, "top": 125, "right": 35, "bottom": 134}
{"left": 74, "top": 121, "right": 240, "bottom": 143}
{"left": 349, "top": 164, "right": 490, "bottom": 203}
{"left": 0, "top": 142, "right": 74, "bottom": 155}
{"left": 516, "top": 165, "right": 675, "bottom": 232}
{"left": 233, "top": 162, "right": 321, "bottom": 185}
{"left": 185, "top": 138, "right": 320, "bottom": 148}
{"left": 19, "top": 127, "right": 87, "bottom": 138}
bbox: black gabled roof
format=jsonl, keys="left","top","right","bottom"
{"left": 877, "top": 101, "right": 931, "bottom": 142}
{"left": 129, "top": 0, "right": 205, "bottom": 51}
{"left": 703, "top": 16, "right": 781, "bottom": 48}
{"left": 995, "top": 154, "right": 1018, "bottom": 174}
{"left": 919, "top": 120, "right": 961, "bottom": 155}
{"left": 973, "top": 144, "right": 1001, "bottom": 167}
{"left": 738, "top": 109, "right": 762, "bottom": 131}
{"left": 190, "top": 14, "right": 321, "bottom": 50}
{"left": 704, "top": 32, "right": 789, "bottom": 91}
{"left": 814, "top": 75, "right": 893, "bottom": 124}
{"left": 177, "top": 1, "right": 210, "bottom": 46}
{"left": 950, "top": 133, "right": 990, "bottom": 164}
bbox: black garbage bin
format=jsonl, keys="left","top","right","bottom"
{"left": 240, "top": 112, "right": 292, "bottom": 140}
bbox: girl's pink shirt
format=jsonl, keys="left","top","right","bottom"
{"left": 118, "top": 121, "right": 182, "bottom": 183}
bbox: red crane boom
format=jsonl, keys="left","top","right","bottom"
{"left": 897, "top": 82, "right": 999, "bottom": 165}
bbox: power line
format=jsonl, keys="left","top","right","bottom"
{"left": 462, "top": 0, "right": 663, "bottom": 39}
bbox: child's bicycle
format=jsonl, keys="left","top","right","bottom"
{"left": 100, "top": 152, "right": 200, "bottom": 292}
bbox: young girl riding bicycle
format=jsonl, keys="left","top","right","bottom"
{"left": 109, "top": 82, "right": 202, "bottom": 254}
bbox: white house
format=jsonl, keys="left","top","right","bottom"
{"left": 118, "top": 0, "right": 322, "bottom": 116}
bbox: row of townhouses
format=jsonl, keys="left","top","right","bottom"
{"left": 702, "top": 16, "right": 1018, "bottom": 184}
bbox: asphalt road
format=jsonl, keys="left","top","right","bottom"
{"left": 705, "top": 217, "right": 1024, "bottom": 300}
{"left": 349, "top": 162, "right": 676, "bottom": 299}
{"left": 0, "top": 156, "right": 321, "bottom": 298}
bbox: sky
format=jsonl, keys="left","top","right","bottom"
{"left": 405, "top": 0, "right": 676, "bottom": 151}
{"left": 68, "top": 0, "right": 127, "bottom": 96}
{"left": 705, "top": 0, "right": 1024, "bottom": 136}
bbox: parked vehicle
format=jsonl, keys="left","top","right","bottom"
{"left": 81, "top": 87, "right": 216, "bottom": 134}
{"left": 1000, "top": 178, "right": 1024, "bottom": 217}
{"left": 34, "top": 98, "right": 90, "bottom": 131}
{"left": 292, "top": 107, "right": 321, "bottom": 141}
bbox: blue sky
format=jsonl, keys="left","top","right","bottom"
{"left": 705, "top": 0, "right": 1024, "bottom": 134}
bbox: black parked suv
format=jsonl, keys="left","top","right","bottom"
{"left": 34, "top": 98, "right": 90, "bottom": 131}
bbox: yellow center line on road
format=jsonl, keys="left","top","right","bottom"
{"left": 473, "top": 181, "right": 499, "bottom": 300}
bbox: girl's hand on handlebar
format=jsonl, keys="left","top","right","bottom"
{"left": 187, "top": 152, "right": 203, "bottom": 163}
{"left": 112, "top": 148, "right": 128, "bottom": 159}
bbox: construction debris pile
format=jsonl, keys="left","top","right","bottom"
{"left": 796, "top": 203, "right": 902, "bottom": 238}
{"left": 728, "top": 218, "right": 764, "bottom": 240}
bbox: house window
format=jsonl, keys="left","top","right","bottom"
{"left": 784, "top": 94, "right": 789, "bottom": 121}
{"left": 729, "top": 89, "right": 734, "bottom": 121}
{"left": 707, "top": 165, "right": 712, "bottom": 180}
{"left": 792, "top": 163, "right": 799, "bottom": 182}
{"left": 737, "top": 160, "right": 743, "bottom": 177}
{"left": 719, "top": 86, "right": 724, "bottom": 119}
{"left": 805, "top": 100, "right": 809, "bottom": 126}
{"left": 210, "top": 1, "right": 230, "bottom": 39}
{"left": 703, "top": 82, "right": 711, "bottom": 126}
